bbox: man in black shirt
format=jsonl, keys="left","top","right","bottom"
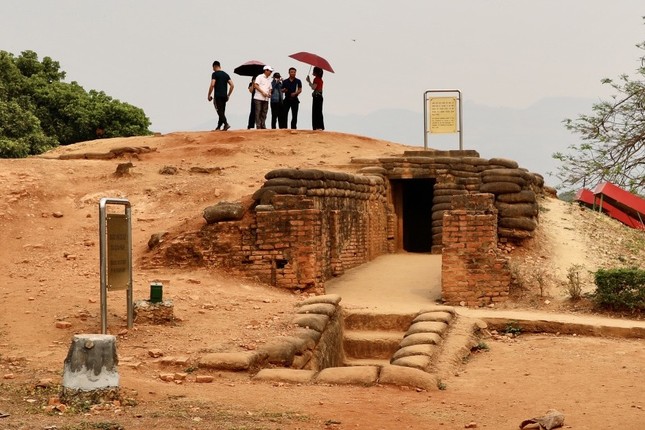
{"left": 207, "top": 61, "right": 234, "bottom": 131}
{"left": 281, "top": 67, "right": 302, "bottom": 129}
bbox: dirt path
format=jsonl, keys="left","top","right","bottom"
{"left": 325, "top": 253, "right": 442, "bottom": 312}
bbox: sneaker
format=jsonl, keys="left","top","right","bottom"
{"left": 223, "top": 124, "right": 231, "bottom": 131}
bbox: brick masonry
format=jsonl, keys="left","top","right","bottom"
{"left": 144, "top": 150, "right": 544, "bottom": 305}
{"left": 441, "top": 193, "right": 511, "bottom": 306}
{"left": 145, "top": 170, "right": 393, "bottom": 293}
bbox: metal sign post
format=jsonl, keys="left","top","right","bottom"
{"left": 99, "top": 198, "right": 133, "bottom": 334}
{"left": 423, "top": 89, "right": 463, "bottom": 150}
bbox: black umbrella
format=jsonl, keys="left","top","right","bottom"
{"left": 233, "top": 60, "right": 266, "bottom": 77}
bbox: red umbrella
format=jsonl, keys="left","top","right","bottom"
{"left": 233, "top": 60, "right": 266, "bottom": 77}
{"left": 288, "top": 52, "right": 335, "bottom": 73}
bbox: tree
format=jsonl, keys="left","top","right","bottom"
{"left": 553, "top": 34, "right": 645, "bottom": 195}
{"left": 0, "top": 50, "right": 151, "bottom": 157}
{"left": 0, "top": 100, "right": 57, "bottom": 157}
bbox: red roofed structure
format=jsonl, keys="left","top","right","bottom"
{"left": 575, "top": 182, "right": 645, "bottom": 230}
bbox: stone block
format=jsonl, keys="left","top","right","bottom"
{"left": 406, "top": 321, "right": 449, "bottom": 336}
{"left": 292, "top": 314, "right": 330, "bottom": 332}
{"left": 379, "top": 365, "right": 439, "bottom": 391}
{"left": 315, "top": 366, "right": 379, "bottom": 386}
{"left": 399, "top": 332, "right": 442, "bottom": 348}
{"left": 296, "top": 303, "right": 338, "bottom": 317}
{"left": 134, "top": 300, "right": 175, "bottom": 325}
{"left": 198, "top": 351, "right": 267, "bottom": 371}
{"left": 253, "top": 368, "right": 316, "bottom": 384}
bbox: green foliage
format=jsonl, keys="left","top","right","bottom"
{"left": 594, "top": 268, "right": 645, "bottom": 311}
{"left": 0, "top": 100, "right": 56, "bottom": 156}
{"left": 472, "top": 341, "right": 490, "bottom": 352}
{"left": 0, "top": 50, "right": 151, "bottom": 157}
{"left": 503, "top": 321, "right": 522, "bottom": 335}
{"left": 553, "top": 22, "right": 645, "bottom": 195}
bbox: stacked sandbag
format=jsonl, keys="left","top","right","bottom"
{"left": 431, "top": 183, "right": 468, "bottom": 253}
{"left": 252, "top": 168, "right": 387, "bottom": 206}
{"left": 480, "top": 163, "right": 539, "bottom": 241}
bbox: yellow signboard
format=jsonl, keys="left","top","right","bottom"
{"left": 106, "top": 213, "right": 130, "bottom": 291}
{"left": 428, "top": 97, "right": 458, "bottom": 134}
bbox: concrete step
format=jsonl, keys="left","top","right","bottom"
{"left": 343, "top": 330, "right": 404, "bottom": 359}
{"left": 342, "top": 358, "right": 391, "bottom": 368}
{"left": 343, "top": 310, "right": 415, "bottom": 331}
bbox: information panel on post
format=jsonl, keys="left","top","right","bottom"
{"left": 429, "top": 97, "right": 457, "bottom": 133}
{"left": 423, "top": 89, "right": 463, "bottom": 150}
{"left": 106, "top": 213, "right": 130, "bottom": 291}
{"left": 99, "top": 198, "right": 133, "bottom": 334}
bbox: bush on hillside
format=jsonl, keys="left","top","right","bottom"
{"left": 594, "top": 268, "right": 645, "bottom": 312}
{"left": 0, "top": 50, "right": 151, "bottom": 157}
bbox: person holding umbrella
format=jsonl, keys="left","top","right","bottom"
{"left": 288, "top": 52, "right": 333, "bottom": 131}
{"left": 247, "top": 77, "right": 256, "bottom": 129}
{"left": 253, "top": 65, "right": 273, "bottom": 129}
{"left": 306, "top": 66, "right": 325, "bottom": 130}
{"left": 233, "top": 60, "right": 267, "bottom": 129}
{"left": 207, "top": 60, "right": 234, "bottom": 131}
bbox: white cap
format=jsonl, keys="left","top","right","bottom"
{"left": 263, "top": 65, "right": 274, "bottom": 72}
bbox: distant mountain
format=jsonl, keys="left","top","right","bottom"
{"left": 189, "top": 97, "right": 595, "bottom": 186}
{"left": 326, "top": 97, "right": 595, "bottom": 183}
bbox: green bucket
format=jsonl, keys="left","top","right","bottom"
{"left": 150, "top": 282, "right": 163, "bottom": 303}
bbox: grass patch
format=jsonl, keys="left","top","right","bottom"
{"left": 503, "top": 321, "right": 522, "bottom": 336}
{"left": 471, "top": 341, "right": 490, "bottom": 352}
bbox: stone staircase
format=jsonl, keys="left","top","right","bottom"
{"left": 342, "top": 311, "right": 411, "bottom": 367}
{"left": 191, "top": 295, "right": 484, "bottom": 390}
{"left": 342, "top": 306, "right": 471, "bottom": 376}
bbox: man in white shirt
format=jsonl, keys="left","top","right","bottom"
{"left": 253, "top": 66, "right": 273, "bottom": 129}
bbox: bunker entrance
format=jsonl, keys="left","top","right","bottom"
{"left": 391, "top": 178, "right": 435, "bottom": 253}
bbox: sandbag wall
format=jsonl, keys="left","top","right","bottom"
{"left": 253, "top": 168, "right": 393, "bottom": 283}
{"left": 143, "top": 168, "right": 393, "bottom": 292}
{"left": 480, "top": 168, "right": 543, "bottom": 242}
{"left": 353, "top": 150, "right": 545, "bottom": 250}
{"left": 432, "top": 183, "right": 469, "bottom": 254}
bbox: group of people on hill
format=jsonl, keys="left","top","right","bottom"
{"left": 207, "top": 61, "right": 324, "bottom": 132}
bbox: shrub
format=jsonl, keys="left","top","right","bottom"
{"left": 503, "top": 321, "right": 522, "bottom": 336}
{"left": 565, "top": 264, "right": 585, "bottom": 301}
{"left": 1, "top": 50, "right": 151, "bottom": 157}
{"left": 594, "top": 268, "right": 645, "bottom": 311}
{"left": 471, "top": 341, "right": 489, "bottom": 352}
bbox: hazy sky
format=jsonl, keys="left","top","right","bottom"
{"left": 2, "top": 1, "right": 643, "bottom": 172}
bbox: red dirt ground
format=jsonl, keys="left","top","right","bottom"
{"left": 0, "top": 130, "right": 643, "bottom": 429}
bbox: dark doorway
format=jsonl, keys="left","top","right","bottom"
{"left": 392, "top": 179, "right": 435, "bottom": 252}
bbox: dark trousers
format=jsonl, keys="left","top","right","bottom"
{"left": 282, "top": 98, "right": 299, "bottom": 129}
{"left": 247, "top": 97, "right": 255, "bottom": 129}
{"left": 254, "top": 99, "right": 269, "bottom": 129}
{"left": 271, "top": 102, "right": 285, "bottom": 129}
{"left": 214, "top": 97, "right": 228, "bottom": 129}
{"left": 312, "top": 93, "right": 324, "bottom": 130}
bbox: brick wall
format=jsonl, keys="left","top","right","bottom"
{"left": 147, "top": 153, "right": 539, "bottom": 303}
{"left": 146, "top": 170, "right": 393, "bottom": 292}
{"left": 441, "top": 193, "right": 511, "bottom": 306}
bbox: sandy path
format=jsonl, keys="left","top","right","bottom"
{"left": 539, "top": 198, "right": 594, "bottom": 278}
{"left": 325, "top": 253, "right": 442, "bottom": 313}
